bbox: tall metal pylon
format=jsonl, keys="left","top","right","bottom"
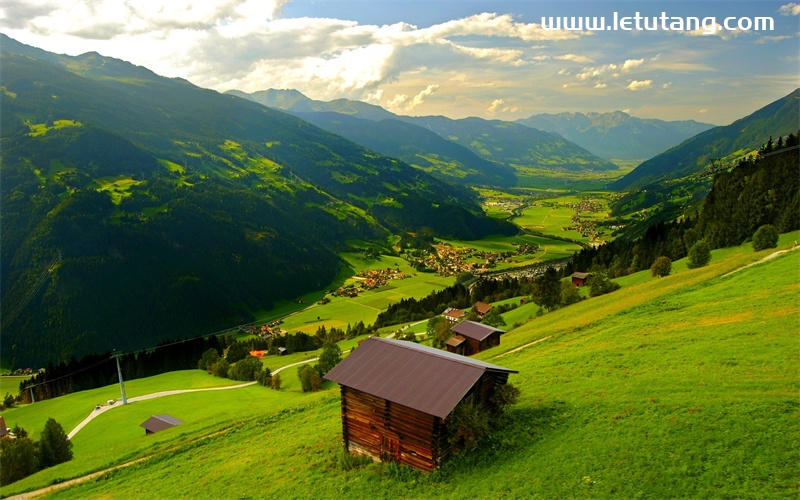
{"left": 112, "top": 351, "right": 128, "bottom": 405}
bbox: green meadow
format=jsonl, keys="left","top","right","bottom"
{"left": 514, "top": 193, "right": 614, "bottom": 244}
{"left": 436, "top": 234, "right": 582, "bottom": 270}
{"left": 2, "top": 233, "right": 797, "bottom": 499}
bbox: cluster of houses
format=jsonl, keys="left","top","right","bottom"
{"left": 408, "top": 243, "right": 539, "bottom": 277}
{"left": 331, "top": 267, "right": 410, "bottom": 297}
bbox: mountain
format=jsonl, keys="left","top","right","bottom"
{"left": 286, "top": 112, "right": 517, "bottom": 186}
{"left": 0, "top": 35, "right": 514, "bottom": 366}
{"left": 610, "top": 89, "right": 799, "bottom": 190}
{"left": 230, "top": 89, "right": 617, "bottom": 178}
{"left": 516, "top": 111, "right": 714, "bottom": 160}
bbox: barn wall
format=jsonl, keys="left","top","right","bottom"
{"left": 340, "top": 386, "right": 446, "bottom": 472}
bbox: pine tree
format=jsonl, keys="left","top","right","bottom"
{"left": 38, "top": 418, "right": 73, "bottom": 469}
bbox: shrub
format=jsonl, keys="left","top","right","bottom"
{"left": 752, "top": 224, "right": 779, "bottom": 251}
{"left": 687, "top": 239, "right": 712, "bottom": 269}
{"left": 588, "top": 271, "right": 621, "bottom": 297}
{"left": 339, "top": 451, "right": 372, "bottom": 471}
{"left": 650, "top": 256, "right": 672, "bottom": 277}
{"left": 270, "top": 373, "right": 282, "bottom": 391}
{"left": 490, "top": 383, "right": 521, "bottom": 415}
{"left": 0, "top": 436, "right": 38, "bottom": 486}
{"left": 298, "top": 364, "right": 316, "bottom": 392}
{"left": 447, "top": 402, "right": 490, "bottom": 454}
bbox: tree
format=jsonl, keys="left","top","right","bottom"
{"left": 0, "top": 435, "right": 38, "bottom": 486}
{"left": 752, "top": 224, "right": 779, "bottom": 251}
{"left": 224, "top": 342, "right": 249, "bottom": 364}
{"left": 687, "top": 239, "right": 711, "bottom": 269}
{"left": 298, "top": 364, "right": 315, "bottom": 392}
{"left": 316, "top": 342, "right": 342, "bottom": 377}
{"left": 3, "top": 392, "right": 15, "bottom": 409}
{"left": 213, "top": 358, "right": 230, "bottom": 378}
{"left": 38, "top": 418, "right": 73, "bottom": 469}
{"left": 489, "top": 382, "right": 521, "bottom": 415}
{"left": 480, "top": 308, "right": 506, "bottom": 328}
{"left": 532, "top": 266, "right": 561, "bottom": 312}
{"left": 650, "top": 256, "right": 672, "bottom": 277}
{"left": 427, "top": 316, "right": 453, "bottom": 349}
{"left": 683, "top": 228, "right": 700, "bottom": 252}
{"left": 198, "top": 348, "right": 220, "bottom": 372}
{"left": 560, "top": 280, "right": 581, "bottom": 306}
{"left": 229, "top": 356, "right": 263, "bottom": 381}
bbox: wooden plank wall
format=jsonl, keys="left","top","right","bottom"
{"left": 341, "top": 386, "right": 444, "bottom": 472}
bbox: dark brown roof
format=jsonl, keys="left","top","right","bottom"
{"left": 140, "top": 415, "right": 184, "bottom": 433}
{"left": 445, "top": 335, "right": 466, "bottom": 347}
{"left": 474, "top": 301, "right": 493, "bottom": 315}
{"left": 571, "top": 272, "right": 590, "bottom": 279}
{"left": 451, "top": 320, "right": 504, "bottom": 342}
{"left": 324, "top": 337, "right": 517, "bottom": 419}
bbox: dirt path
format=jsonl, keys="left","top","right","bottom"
{"left": 492, "top": 336, "right": 552, "bottom": 359}
{"left": 722, "top": 245, "right": 799, "bottom": 277}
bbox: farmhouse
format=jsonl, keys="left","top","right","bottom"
{"left": 324, "top": 337, "right": 517, "bottom": 472}
{"left": 571, "top": 271, "right": 591, "bottom": 287}
{"left": 442, "top": 307, "right": 465, "bottom": 323}
{"left": 447, "top": 320, "right": 504, "bottom": 356}
{"left": 473, "top": 301, "right": 493, "bottom": 317}
{"left": 140, "top": 415, "right": 183, "bottom": 435}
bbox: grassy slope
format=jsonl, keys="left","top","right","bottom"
{"left": 2, "top": 234, "right": 798, "bottom": 498}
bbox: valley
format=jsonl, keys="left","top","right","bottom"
{"left": 0, "top": 27, "right": 798, "bottom": 500}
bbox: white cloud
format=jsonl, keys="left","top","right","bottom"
{"left": 594, "top": 83, "right": 607, "bottom": 89}
{"left": 662, "top": 82, "right": 672, "bottom": 89}
{"left": 556, "top": 54, "right": 593, "bottom": 64}
{"left": 387, "top": 84, "right": 439, "bottom": 112}
{"left": 622, "top": 58, "right": 644, "bottom": 71}
{"left": 486, "top": 98, "right": 518, "bottom": 114}
{"left": 698, "top": 108, "right": 708, "bottom": 114}
{"left": 627, "top": 80, "right": 653, "bottom": 91}
{"left": 779, "top": 2, "right": 800, "bottom": 16}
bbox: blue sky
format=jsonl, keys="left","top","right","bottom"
{"left": 1, "top": 1, "right": 797, "bottom": 124}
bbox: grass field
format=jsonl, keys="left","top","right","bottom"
{"left": 513, "top": 193, "right": 614, "bottom": 245}
{"left": 2, "top": 233, "right": 796, "bottom": 499}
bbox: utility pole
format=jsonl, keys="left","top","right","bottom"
{"left": 112, "top": 350, "right": 128, "bottom": 405}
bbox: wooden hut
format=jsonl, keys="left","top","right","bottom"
{"left": 447, "top": 320, "right": 504, "bottom": 356}
{"left": 324, "top": 337, "right": 517, "bottom": 472}
{"left": 571, "top": 271, "right": 590, "bottom": 287}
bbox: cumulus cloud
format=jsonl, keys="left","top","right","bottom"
{"left": 387, "top": 84, "right": 439, "bottom": 112}
{"left": 621, "top": 58, "right": 644, "bottom": 71}
{"left": 662, "top": 82, "right": 672, "bottom": 88}
{"left": 594, "top": 83, "right": 607, "bottom": 89}
{"left": 627, "top": 80, "right": 653, "bottom": 91}
{"left": 779, "top": 2, "right": 800, "bottom": 15}
{"left": 486, "top": 98, "right": 519, "bottom": 115}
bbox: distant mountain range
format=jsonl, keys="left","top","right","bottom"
{"left": 228, "top": 89, "right": 618, "bottom": 182}
{"left": 516, "top": 111, "right": 714, "bottom": 161}
{"left": 611, "top": 88, "right": 799, "bottom": 190}
{"left": 0, "top": 34, "right": 514, "bottom": 366}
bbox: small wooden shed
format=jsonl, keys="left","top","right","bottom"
{"left": 447, "top": 320, "right": 504, "bottom": 356}
{"left": 324, "top": 337, "right": 517, "bottom": 472}
{"left": 140, "top": 415, "right": 183, "bottom": 435}
{"left": 571, "top": 271, "right": 591, "bottom": 287}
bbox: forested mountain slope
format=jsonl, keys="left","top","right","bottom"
{"left": 611, "top": 88, "right": 799, "bottom": 190}
{"left": 0, "top": 35, "right": 513, "bottom": 367}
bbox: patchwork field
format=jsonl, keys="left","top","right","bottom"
{"left": 2, "top": 233, "right": 796, "bottom": 499}
{"left": 513, "top": 193, "right": 614, "bottom": 244}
